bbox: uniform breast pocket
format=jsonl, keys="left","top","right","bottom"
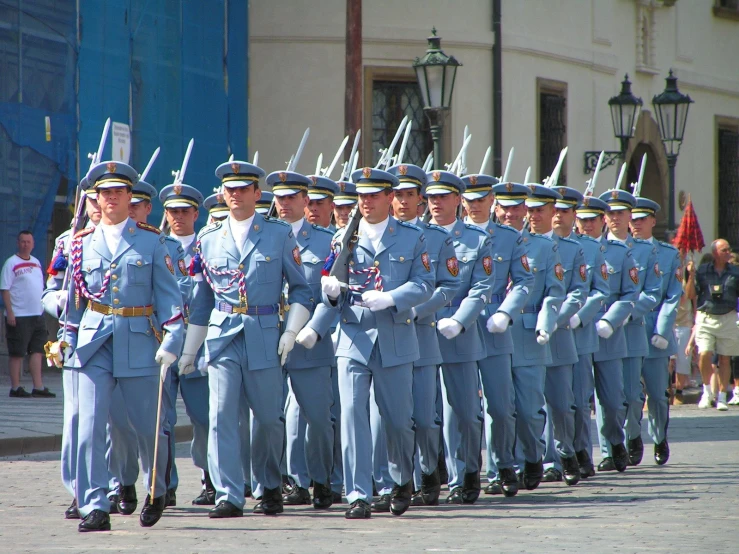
{"left": 301, "top": 257, "right": 323, "bottom": 285}
{"left": 254, "top": 253, "right": 280, "bottom": 284}
{"left": 206, "top": 257, "right": 233, "bottom": 288}
{"left": 493, "top": 253, "right": 511, "bottom": 286}
{"left": 81, "top": 258, "right": 103, "bottom": 292}
{"left": 388, "top": 252, "right": 413, "bottom": 281}
{"left": 125, "top": 255, "right": 153, "bottom": 286}
{"left": 457, "top": 251, "right": 479, "bottom": 283}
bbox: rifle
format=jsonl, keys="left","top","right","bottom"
{"left": 327, "top": 205, "right": 361, "bottom": 288}
{"left": 162, "top": 138, "right": 195, "bottom": 233}
{"left": 269, "top": 128, "right": 309, "bottom": 217}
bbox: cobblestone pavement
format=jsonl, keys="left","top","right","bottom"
{"left": 1, "top": 404, "right": 736, "bottom": 553}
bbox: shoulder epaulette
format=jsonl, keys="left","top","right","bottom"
{"left": 577, "top": 234, "right": 598, "bottom": 243}
{"left": 464, "top": 223, "right": 487, "bottom": 236}
{"left": 73, "top": 227, "right": 94, "bottom": 239}
{"left": 495, "top": 222, "right": 517, "bottom": 234}
{"left": 137, "top": 222, "right": 161, "bottom": 234}
{"left": 398, "top": 219, "right": 421, "bottom": 231}
{"left": 658, "top": 240, "right": 678, "bottom": 252}
{"left": 264, "top": 216, "right": 290, "bottom": 227}
{"left": 558, "top": 235, "right": 579, "bottom": 246}
{"left": 312, "top": 224, "right": 334, "bottom": 235}
{"left": 198, "top": 220, "right": 222, "bottom": 239}
{"left": 425, "top": 223, "right": 445, "bottom": 232}
{"left": 607, "top": 239, "right": 628, "bottom": 248}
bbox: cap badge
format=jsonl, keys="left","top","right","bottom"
{"left": 310, "top": 175, "right": 318, "bottom": 185}
{"left": 173, "top": 184, "right": 182, "bottom": 196}
{"left": 611, "top": 190, "right": 619, "bottom": 199}
{"left": 338, "top": 182, "right": 345, "bottom": 192}
{"left": 362, "top": 167, "right": 372, "bottom": 179}
{"left": 106, "top": 162, "right": 117, "bottom": 173}
{"left": 528, "top": 184, "right": 536, "bottom": 192}
{"left": 469, "top": 175, "right": 478, "bottom": 186}
{"left": 279, "top": 172, "right": 287, "bottom": 183}
{"left": 216, "top": 193, "right": 224, "bottom": 204}
{"left": 432, "top": 171, "right": 441, "bottom": 182}
{"left": 582, "top": 197, "right": 590, "bottom": 206}
{"left": 231, "top": 163, "right": 240, "bottom": 174}
{"left": 398, "top": 165, "right": 408, "bottom": 176}
{"left": 505, "top": 182, "right": 513, "bottom": 193}
{"left": 557, "top": 187, "right": 566, "bottom": 195}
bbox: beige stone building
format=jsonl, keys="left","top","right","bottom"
{"left": 249, "top": 0, "right": 739, "bottom": 246}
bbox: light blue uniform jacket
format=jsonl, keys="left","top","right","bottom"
{"left": 188, "top": 213, "right": 312, "bottom": 371}
{"left": 646, "top": 240, "right": 683, "bottom": 358}
{"left": 623, "top": 236, "right": 661, "bottom": 358}
{"left": 572, "top": 234, "right": 610, "bottom": 355}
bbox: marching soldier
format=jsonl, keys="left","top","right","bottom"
{"left": 425, "top": 170, "right": 493, "bottom": 504}
{"left": 366, "top": 164, "right": 459, "bottom": 508}
{"left": 462, "top": 178, "right": 532, "bottom": 498}
{"left": 267, "top": 171, "right": 336, "bottom": 509}
{"left": 180, "top": 160, "right": 312, "bottom": 518}
{"left": 319, "top": 167, "right": 434, "bottom": 519}
{"left": 333, "top": 181, "right": 358, "bottom": 229}
{"left": 569, "top": 195, "right": 610, "bottom": 478}
{"left": 498, "top": 184, "right": 565, "bottom": 491}
{"left": 629, "top": 197, "right": 681, "bottom": 464}
{"left": 305, "top": 177, "right": 336, "bottom": 230}
{"left": 595, "top": 189, "right": 659, "bottom": 470}
{"left": 538, "top": 186, "right": 588, "bottom": 486}
{"left": 48, "top": 160, "right": 185, "bottom": 531}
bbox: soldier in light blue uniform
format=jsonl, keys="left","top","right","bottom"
{"left": 51, "top": 160, "right": 185, "bottom": 532}
{"left": 180, "top": 160, "right": 313, "bottom": 518}
{"left": 630, "top": 197, "right": 682, "bottom": 465}
{"left": 424, "top": 170, "right": 493, "bottom": 505}
{"left": 42, "top": 181, "right": 101, "bottom": 520}
{"left": 595, "top": 189, "right": 660, "bottom": 470}
{"left": 306, "top": 175, "right": 337, "bottom": 233}
{"left": 570, "top": 196, "right": 610, "bottom": 478}
{"left": 539, "top": 186, "right": 588, "bottom": 486}
{"left": 506, "top": 184, "right": 565, "bottom": 490}
{"left": 333, "top": 181, "right": 358, "bottom": 230}
{"left": 462, "top": 180, "right": 532, "bottom": 498}
{"left": 365, "top": 164, "right": 459, "bottom": 509}
{"left": 319, "top": 167, "right": 434, "bottom": 519}
{"left": 255, "top": 190, "right": 273, "bottom": 215}
{"left": 267, "top": 171, "right": 336, "bottom": 510}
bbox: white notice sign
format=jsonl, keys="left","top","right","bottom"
{"left": 112, "top": 122, "right": 131, "bottom": 164}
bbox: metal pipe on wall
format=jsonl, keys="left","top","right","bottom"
{"left": 492, "top": 0, "right": 502, "bottom": 179}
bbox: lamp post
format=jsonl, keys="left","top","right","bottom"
{"left": 413, "top": 28, "right": 461, "bottom": 169}
{"left": 583, "top": 74, "right": 643, "bottom": 173}
{"left": 652, "top": 69, "right": 693, "bottom": 233}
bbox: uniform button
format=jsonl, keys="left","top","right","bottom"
{"left": 113, "top": 299, "right": 120, "bottom": 305}
{"left": 374, "top": 261, "right": 380, "bottom": 267}
{"left": 399, "top": 256, "right": 405, "bottom": 262}
{"left": 497, "top": 256, "right": 502, "bottom": 261}
{"left": 239, "top": 264, "right": 244, "bottom": 269}
{"left": 462, "top": 256, "right": 468, "bottom": 262}
{"left": 136, "top": 260, "right": 142, "bottom": 266}
{"left": 431, "top": 322, "right": 436, "bottom": 327}
{"left": 112, "top": 286, "right": 119, "bottom": 292}
{"left": 533, "top": 268, "right": 538, "bottom": 273}
{"left": 313, "top": 258, "right": 318, "bottom": 263}
{"left": 266, "top": 256, "right": 271, "bottom": 261}
{"left": 342, "top": 318, "right": 347, "bottom": 323}
{"left": 111, "top": 275, "right": 118, "bottom": 281}
{"left": 349, "top": 261, "right": 354, "bottom": 266}
{"left": 111, "top": 263, "right": 117, "bottom": 269}
{"left": 406, "top": 318, "right": 411, "bottom": 324}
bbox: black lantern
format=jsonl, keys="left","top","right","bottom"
{"left": 652, "top": 69, "right": 693, "bottom": 158}
{"left": 413, "top": 28, "right": 461, "bottom": 168}
{"left": 608, "top": 74, "right": 643, "bottom": 153}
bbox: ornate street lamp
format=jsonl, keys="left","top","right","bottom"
{"left": 653, "top": 69, "right": 693, "bottom": 232}
{"left": 413, "top": 28, "right": 461, "bottom": 169}
{"left": 584, "top": 74, "right": 643, "bottom": 173}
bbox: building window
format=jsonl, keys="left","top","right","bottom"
{"left": 714, "top": 0, "right": 739, "bottom": 20}
{"left": 538, "top": 79, "right": 567, "bottom": 185}
{"left": 718, "top": 125, "right": 739, "bottom": 249}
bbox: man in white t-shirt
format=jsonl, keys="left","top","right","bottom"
{"left": 1, "top": 230, "right": 55, "bottom": 398}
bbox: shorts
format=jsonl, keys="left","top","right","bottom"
{"left": 694, "top": 311, "right": 739, "bottom": 357}
{"left": 673, "top": 326, "right": 692, "bottom": 375}
{"left": 5, "top": 315, "right": 47, "bottom": 357}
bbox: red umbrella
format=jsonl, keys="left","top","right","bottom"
{"left": 672, "top": 195, "right": 705, "bottom": 256}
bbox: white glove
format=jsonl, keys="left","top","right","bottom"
{"left": 361, "top": 290, "right": 395, "bottom": 312}
{"left": 42, "top": 290, "right": 68, "bottom": 318}
{"left": 651, "top": 334, "right": 669, "bottom": 350}
{"left": 321, "top": 275, "right": 341, "bottom": 300}
{"left": 536, "top": 330, "right": 550, "bottom": 345}
{"left": 596, "top": 320, "right": 614, "bottom": 339}
{"left": 45, "top": 340, "right": 72, "bottom": 368}
{"left": 438, "top": 318, "right": 463, "bottom": 339}
{"left": 278, "top": 304, "right": 311, "bottom": 365}
{"left": 295, "top": 327, "right": 319, "bottom": 349}
{"left": 178, "top": 324, "right": 208, "bottom": 376}
{"left": 569, "top": 314, "right": 581, "bottom": 329}
{"left": 155, "top": 348, "right": 177, "bottom": 381}
{"left": 486, "top": 312, "right": 511, "bottom": 334}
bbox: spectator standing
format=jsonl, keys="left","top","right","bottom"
{"left": 673, "top": 257, "right": 696, "bottom": 396}
{"left": 1, "top": 230, "right": 55, "bottom": 398}
{"left": 685, "top": 239, "right": 739, "bottom": 411}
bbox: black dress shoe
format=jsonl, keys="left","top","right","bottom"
{"left": 484, "top": 480, "right": 503, "bottom": 495}
{"left": 139, "top": 494, "right": 166, "bottom": 527}
{"left": 654, "top": 439, "right": 670, "bottom": 466}
{"left": 576, "top": 450, "right": 595, "bottom": 478}
{"left": 331, "top": 491, "right": 343, "bottom": 504}
{"left": 192, "top": 472, "right": 216, "bottom": 506}
{"left": 421, "top": 468, "right": 441, "bottom": 506}
{"left": 561, "top": 456, "right": 581, "bottom": 486}
{"left": 612, "top": 442, "right": 628, "bottom": 472}
{"left": 438, "top": 451, "right": 449, "bottom": 485}
{"left": 461, "top": 471, "right": 481, "bottom": 504}
{"left": 281, "top": 475, "right": 294, "bottom": 495}
{"left": 345, "top": 499, "right": 371, "bottom": 519}
{"left": 446, "top": 487, "right": 464, "bottom": 504}
{"left": 410, "top": 490, "right": 425, "bottom": 506}
{"left": 253, "top": 486, "right": 283, "bottom": 515}
{"left": 627, "top": 436, "right": 644, "bottom": 466}
{"left": 78, "top": 509, "right": 111, "bottom": 532}
{"left": 117, "top": 484, "right": 137, "bottom": 515}
{"left": 208, "top": 500, "right": 243, "bottom": 518}
{"left": 244, "top": 485, "right": 252, "bottom": 498}
{"left": 370, "top": 493, "right": 391, "bottom": 512}
{"left": 312, "top": 482, "right": 333, "bottom": 509}
{"left": 499, "top": 467, "right": 519, "bottom": 498}
{"left": 31, "top": 387, "right": 56, "bottom": 398}
{"left": 389, "top": 481, "right": 413, "bottom": 515}
{"left": 165, "top": 489, "right": 176, "bottom": 507}
{"left": 108, "top": 494, "right": 120, "bottom": 514}
{"left": 542, "top": 467, "right": 562, "bottom": 483}
{"left": 283, "top": 486, "right": 311, "bottom": 505}
{"left": 598, "top": 457, "right": 616, "bottom": 472}
{"left": 65, "top": 499, "right": 80, "bottom": 519}
{"left": 523, "top": 460, "right": 544, "bottom": 491}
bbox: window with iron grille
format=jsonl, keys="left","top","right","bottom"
{"left": 538, "top": 82, "right": 567, "bottom": 185}
{"left": 718, "top": 126, "right": 739, "bottom": 249}
{"left": 371, "top": 80, "right": 432, "bottom": 167}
